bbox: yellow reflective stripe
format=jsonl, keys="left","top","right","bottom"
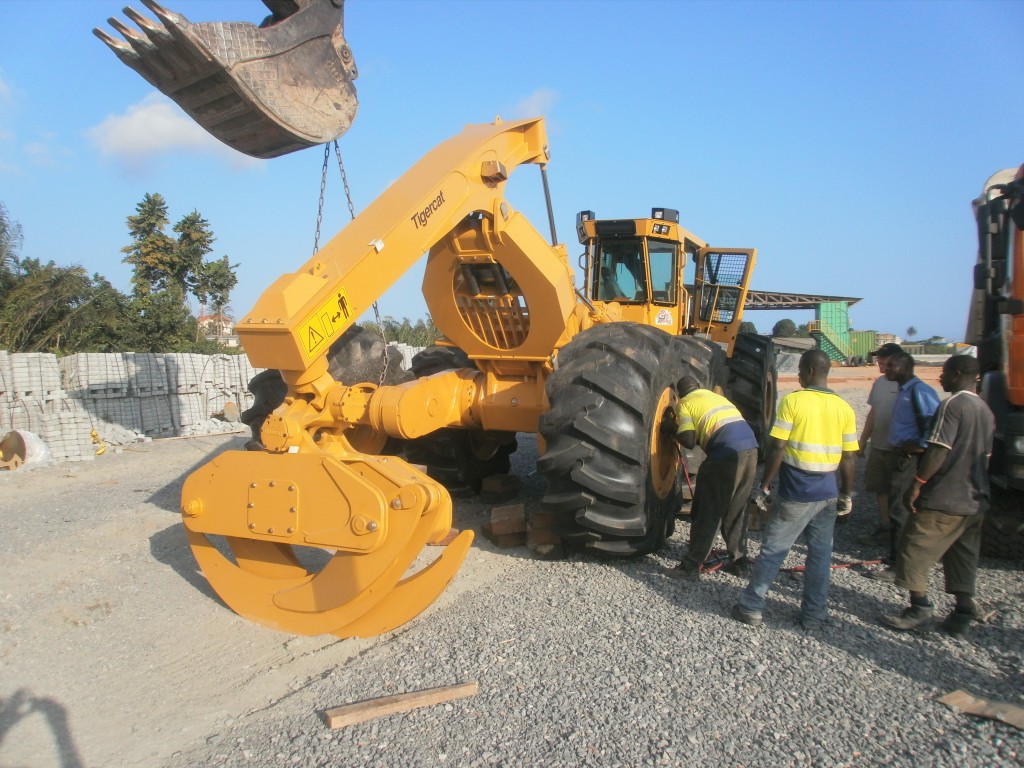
{"left": 787, "top": 439, "right": 843, "bottom": 457}
{"left": 783, "top": 455, "right": 842, "bottom": 472}
{"left": 774, "top": 418, "right": 793, "bottom": 431}
{"left": 697, "top": 405, "right": 744, "bottom": 436}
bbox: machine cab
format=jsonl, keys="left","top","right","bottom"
{"left": 577, "top": 208, "right": 755, "bottom": 353}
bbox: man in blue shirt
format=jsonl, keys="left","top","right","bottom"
{"left": 868, "top": 351, "right": 940, "bottom": 581}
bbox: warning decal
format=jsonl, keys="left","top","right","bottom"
{"left": 300, "top": 287, "right": 353, "bottom": 356}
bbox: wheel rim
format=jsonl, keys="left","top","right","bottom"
{"left": 650, "top": 386, "right": 678, "bottom": 499}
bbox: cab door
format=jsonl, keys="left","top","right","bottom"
{"left": 694, "top": 247, "right": 756, "bottom": 353}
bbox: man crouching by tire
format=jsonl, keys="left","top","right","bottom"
{"left": 664, "top": 375, "right": 759, "bottom": 581}
{"left": 732, "top": 349, "right": 859, "bottom": 631}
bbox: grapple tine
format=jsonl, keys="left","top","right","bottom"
{"left": 332, "top": 530, "right": 475, "bottom": 639}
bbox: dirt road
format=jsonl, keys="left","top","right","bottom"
{"left": 3, "top": 370, "right": 1015, "bottom": 767}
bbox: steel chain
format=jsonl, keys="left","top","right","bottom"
{"left": 313, "top": 141, "right": 391, "bottom": 387}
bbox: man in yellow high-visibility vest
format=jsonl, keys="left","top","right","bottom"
{"left": 733, "top": 349, "right": 859, "bottom": 631}
{"left": 665, "top": 375, "right": 759, "bottom": 581}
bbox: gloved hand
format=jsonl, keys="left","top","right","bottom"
{"left": 836, "top": 494, "right": 853, "bottom": 524}
{"left": 751, "top": 486, "right": 771, "bottom": 512}
{"left": 659, "top": 409, "right": 678, "bottom": 439}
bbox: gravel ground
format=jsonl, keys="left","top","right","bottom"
{"left": 2, "top": 380, "right": 1023, "bottom": 767}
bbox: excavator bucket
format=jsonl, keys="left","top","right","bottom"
{"left": 94, "top": 0, "right": 358, "bottom": 159}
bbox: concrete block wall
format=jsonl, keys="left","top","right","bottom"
{"left": 0, "top": 351, "right": 264, "bottom": 463}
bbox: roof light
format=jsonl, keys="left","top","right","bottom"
{"left": 651, "top": 207, "right": 679, "bottom": 223}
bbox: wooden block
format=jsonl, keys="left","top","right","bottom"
{"left": 490, "top": 503, "right": 526, "bottom": 535}
{"left": 426, "top": 527, "right": 460, "bottom": 547}
{"left": 480, "top": 473, "right": 521, "bottom": 503}
{"left": 939, "top": 689, "right": 1024, "bottom": 730}
{"left": 527, "top": 510, "right": 557, "bottom": 530}
{"left": 494, "top": 532, "right": 527, "bottom": 548}
{"left": 478, "top": 523, "right": 525, "bottom": 548}
{"left": 322, "top": 682, "right": 479, "bottom": 730}
{"left": 527, "top": 526, "right": 562, "bottom": 547}
{"left": 530, "top": 542, "right": 566, "bottom": 560}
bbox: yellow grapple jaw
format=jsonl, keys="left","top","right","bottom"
{"left": 181, "top": 447, "right": 472, "bottom": 637}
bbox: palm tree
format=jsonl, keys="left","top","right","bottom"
{"left": 1, "top": 202, "right": 24, "bottom": 272}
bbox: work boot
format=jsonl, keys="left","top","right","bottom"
{"left": 664, "top": 563, "right": 700, "bottom": 582}
{"left": 724, "top": 557, "right": 754, "bottom": 577}
{"left": 731, "top": 604, "right": 763, "bottom": 627}
{"left": 880, "top": 604, "right": 934, "bottom": 631}
{"left": 940, "top": 609, "right": 975, "bottom": 638}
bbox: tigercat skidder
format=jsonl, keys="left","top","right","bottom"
{"left": 176, "top": 117, "right": 774, "bottom": 636}
{"left": 97, "top": 3, "right": 775, "bottom": 638}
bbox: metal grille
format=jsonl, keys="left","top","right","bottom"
{"left": 701, "top": 252, "right": 747, "bottom": 287}
{"left": 453, "top": 264, "right": 530, "bottom": 350}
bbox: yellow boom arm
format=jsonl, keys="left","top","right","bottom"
{"left": 181, "top": 118, "right": 584, "bottom": 638}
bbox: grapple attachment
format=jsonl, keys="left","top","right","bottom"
{"left": 94, "top": 0, "right": 358, "bottom": 158}
{"left": 181, "top": 449, "right": 473, "bottom": 636}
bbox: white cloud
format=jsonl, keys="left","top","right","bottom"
{"left": 87, "top": 93, "right": 263, "bottom": 172}
{"left": 510, "top": 88, "right": 558, "bottom": 120}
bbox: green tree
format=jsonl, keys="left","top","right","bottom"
{"left": 196, "top": 255, "right": 239, "bottom": 316}
{"left": 0, "top": 202, "right": 23, "bottom": 274}
{"left": 795, "top": 323, "right": 812, "bottom": 338}
{"left": 906, "top": 325, "right": 918, "bottom": 340}
{"left": 119, "top": 194, "right": 240, "bottom": 352}
{"left": 174, "top": 210, "right": 216, "bottom": 300}
{"left": 123, "top": 290, "right": 194, "bottom": 352}
{"left": 739, "top": 321, "right": 758, "bottom": 335}
{"left": 772, "top": 318, "right": 797, "bottom": 337}
{"left": 121, "top": 193, "right": 176, "bottom": 296}
{"left": 361, "top": 315, "right": 442, "bottom": 346}
{"left": 0, "top": 259, "right": 126, "bottom": 352}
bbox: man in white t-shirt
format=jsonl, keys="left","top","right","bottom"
{"left": 857, "top": 342, "right": 902, "bottom": 544}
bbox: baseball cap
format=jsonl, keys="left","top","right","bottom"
{"left": 872, "top": 342, "right": 903, "bottom": 357}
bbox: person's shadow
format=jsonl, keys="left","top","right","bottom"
{"left": 0, "top": 689, "right": 84, "bottom": 768}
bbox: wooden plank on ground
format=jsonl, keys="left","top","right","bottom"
{"left": 322, "top": 682, "right": 479, "bottom": 730}
{"left": 939, "top": 689, "right": 1024, "bottom": 730}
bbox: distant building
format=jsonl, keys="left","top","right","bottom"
{"left": 198, "top": 314, "right": 240, "bottom": 348}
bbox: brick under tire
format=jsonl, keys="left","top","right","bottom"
{"left": 538, "top": 323, "right": 723, "bottom": 557}
{"left": 403, "top": 346, "right": 517, "bottom": 495}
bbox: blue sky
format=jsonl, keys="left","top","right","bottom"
{"left": 2, "top": 0, "right": 1022, "bottom": 342}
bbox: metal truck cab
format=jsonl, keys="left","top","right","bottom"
{"left": 576, "top": 208, "right": 755, "bottom": 353}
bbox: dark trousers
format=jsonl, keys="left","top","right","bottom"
{"left": 895, "top": 509, "right": 983, "bottom": 595}
{"left": 888, "top": 452, "right": 920, "bottom": 564}
{"left": 683, "top": 448, "right": 758, "bottom": 567}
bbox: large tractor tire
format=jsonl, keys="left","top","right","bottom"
{"left": 241, "top": 325, "right": 412, "bottom": 449}
{"left": 726, "top": 332, "right": 778, "bottom": 457}
{"left": 538, "top": 323, "right": 724, "bottom": 557}
{"left": 403, "top": 346, "right": 517, "bottom": 496}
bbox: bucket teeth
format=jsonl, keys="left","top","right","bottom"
{"left": 93, "top": 0, "right": 359, "bottom": 158}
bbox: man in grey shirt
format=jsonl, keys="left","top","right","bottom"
{"left": 858, "top": 343, "right": 902, "bottom": 543}
{"left": 880, "top": 355, "right": 995, "bottom": 637}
